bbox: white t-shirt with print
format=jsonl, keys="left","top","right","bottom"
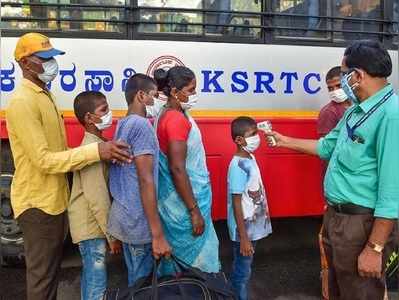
{"left": 227, "top": 155, "right": 272, "bottom": 242}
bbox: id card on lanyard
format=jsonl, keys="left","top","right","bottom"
{"left": 346, "top": 89, "right": 393, "bottom": 143}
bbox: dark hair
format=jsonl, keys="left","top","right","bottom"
{"left": 326, "top": 66, "right": 341, "bottom": 81}
{"left": 231, "top": 116, "right": 257, "bottom": 140}
{"left": 154, "top": 66, "right": 195, "bottom": 96}
{"left": 74, "top": 91, "right": 106, "bottom": 125}
{"left": 344, "top": 40, "right": 392, "bottom": 78}
{"left": 125, "top": 73, "right": 157, "bottom": 106}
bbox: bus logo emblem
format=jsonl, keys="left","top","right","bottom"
{"left": 147, "top": 55, "right": 185, "bottom": 100}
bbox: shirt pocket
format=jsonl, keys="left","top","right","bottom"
{"left": 336, "top": 140, "right": 366, "bottom": 173}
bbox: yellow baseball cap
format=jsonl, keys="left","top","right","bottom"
{"left": 14, "top": 32, "right": 65, "bottom": 61}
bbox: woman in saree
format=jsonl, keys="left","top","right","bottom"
{"left": 153, "top": 66, "right": 220, "bottom": 273}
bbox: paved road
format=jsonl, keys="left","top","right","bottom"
{"left": 1, "top": 218, "right": 397, "bottom": 300}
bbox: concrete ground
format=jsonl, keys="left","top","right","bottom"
{"left": 1, "top": 217, "right": 397, "bottom": 300}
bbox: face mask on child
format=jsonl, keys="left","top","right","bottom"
{"left": 145, "top": 97, "right": 164, "bottom": 118}
{"left": 94, "top": 110, "right": 113, "bottom": 130}
{"left": 243, "top": 134, "right": 261, "bottom": 153}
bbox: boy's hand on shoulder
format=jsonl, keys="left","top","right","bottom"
{"left": 152, "top": 235, "right": 172, "bottom": 260}
{"left": 98, "top": 140, "right": 133, "bottom": 164}
{"left": 109, "top": 240, "right": 122, "bottom": 255}
{"left": 240, "top": 238, "right": 254, "bottom": 257}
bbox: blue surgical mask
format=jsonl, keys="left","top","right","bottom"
{"left": 341, "top": 72, "right": 360, "bottom": 105}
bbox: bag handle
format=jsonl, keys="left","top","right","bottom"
{"left": 150, "top": 256, "right": 191, "bottom": 300}
{"left": 173, "top": 255, "right": 236, "bottom": 298}
{"left": 150, "top": 259, "right": 158, "bottom": 300}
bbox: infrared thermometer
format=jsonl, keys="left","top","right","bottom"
{"left": 257, "top": 121, "right": 277, "bottom": 147}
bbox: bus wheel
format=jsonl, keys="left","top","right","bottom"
{"left": 0, "top": 173, "right": 24, "bottom": 267}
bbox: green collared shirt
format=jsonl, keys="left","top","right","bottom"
{"left": 317, "top": 84, "right": 399, "bottom": 219}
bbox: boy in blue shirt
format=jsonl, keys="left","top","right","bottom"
{"left": 227, "top": 116, "right": 272, "bottom": 300}
{"left": 107, "top": 74, "right": 171, "bottom": 287}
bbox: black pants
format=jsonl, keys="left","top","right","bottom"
{"left": 322, "top": 207, "right": 397, "bottom": 300}
{"left": 18, "top": 208, "right": 67, "bottom": 300}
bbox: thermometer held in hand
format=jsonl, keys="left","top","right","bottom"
{"left": 257, "top": 121, "right": 277, "bottom": 147}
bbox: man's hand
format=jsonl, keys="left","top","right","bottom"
{"left": 358, "top": 246, "right": 382, "bottom": 278}
{"left": 240, "top": 238, "right": 254, "bottom": 257}
{"left": 152, "top": 235, "right": 172, "bottom": 260}
{"left": 98, "top": 140, "right": 133, "bottom": 164}
{"left": 190, "top": 208, "right": 205, "bottom": 236}
{"left": 263, "top": 131, "right": 290, "bottom": 147}
{"left": 109, "top": 240, "right": 122, "bottom": 255}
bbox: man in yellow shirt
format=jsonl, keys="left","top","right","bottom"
{"left": 6, "top": 33, "right": 132, "bottom": 300}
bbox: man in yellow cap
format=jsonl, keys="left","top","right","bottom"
{"left": 6, "top": 33, "right": 133, "bottom": 300}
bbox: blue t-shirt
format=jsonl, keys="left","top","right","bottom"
{"left": 227, "top": 155, "right": 272, "bottom": 242}
{"left": 107, "top": 114, "right": 159, "bottom": 244}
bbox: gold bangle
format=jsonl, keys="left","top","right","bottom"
{"left": 189, "top": 203, "right": 198, "bottom": 214}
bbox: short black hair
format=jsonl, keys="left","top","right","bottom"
{"left": 231, "top": 116, "right": 257, "bottom": 140}
{"left": 124, "top": 73, "right": 157, "bottom": 106}
{"left": 344, "top": 40, "right": 392, "bottom": 78}
{"left": 326, "top": 66, "right": 341, "bottom": 81}
{"left": 154, "top": 66, "right": 195, "bottom": 96}
{"left": 74, "top": 91, "right": 106, "bottom": 125}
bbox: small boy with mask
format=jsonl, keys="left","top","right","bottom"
{"left": 227, "top": 116, "right": 272, "bottom": 300}
{"left": 68, "top": 91, "right": 121, "bottom": 300}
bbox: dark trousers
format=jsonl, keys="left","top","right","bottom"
{"left": 322, "top": 207, "right": 397, "bottom": 300}
{"left": 18, "top": 208, "right": 67, "bottom": 300}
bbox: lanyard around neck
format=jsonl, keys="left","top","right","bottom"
{"left": 346, "top": 89, "right": 393, "bottom": 141}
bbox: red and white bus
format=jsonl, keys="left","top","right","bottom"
{"left": 1, "top": 0, "right": 398, "bottom": 259}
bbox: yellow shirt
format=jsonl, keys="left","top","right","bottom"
{"left": 68, "top": 132, "right": 112, "bottom": 244}
{"left": 6, "top": 79, "right": 100, "bottom": 218}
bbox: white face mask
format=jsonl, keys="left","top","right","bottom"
{"left": 145, "top": 97, "right": 164, "bottom": 118}
{"left": 329, "top": 88, "right": 348, "bottom": 103}
{"left": 37, "top": 59, "right": 59, "bottom": 83}
{"left": 94, "top": 110, "right": 113, "bottom": 130}
{"left": 180, "top": 94, "right": 198, "bottom": 111}
{"left": 243, "top": 134, "right": 261, "bottom": 153}
{"left": 145, "top": 105, "right": 156, "bottom": 118}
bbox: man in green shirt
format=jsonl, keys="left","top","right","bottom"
{"left": 266, "top": 40, "right": 398, "bottom": 300}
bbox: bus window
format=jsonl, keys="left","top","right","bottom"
{"left": 204, "top": 0, "right": 262, "bottom": 38}
{"left": 1, "top": 0, "right": 396, "bottom": 47}
{"left": 1, "top": 0, "right": 58, "bottom": 31}
{"left": 138, "top": 0, "right": 202, "bottom": 34}
{"left": 60, "top": 0, "right": 126, "bottom": 33}
{"left": 392, "top": 0, "right": 398, "bottom": 44}
{"left": 334, "top": 0, "right": 383, "bottom": 42}
{"left": 1, "top": 0, "right": 127, "bottom": 33}
{"left": 272, "top": 0, "right": 326, "bottom": 39}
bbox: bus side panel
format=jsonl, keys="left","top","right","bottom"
{"left": 1, "top": 120, "right": 8, "bottom": 139}
{"left": 1, "top": 117, "right": 325, "bottom": 219}
{"left": 198, "top": 118, "right": 324, "bottom": 219}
